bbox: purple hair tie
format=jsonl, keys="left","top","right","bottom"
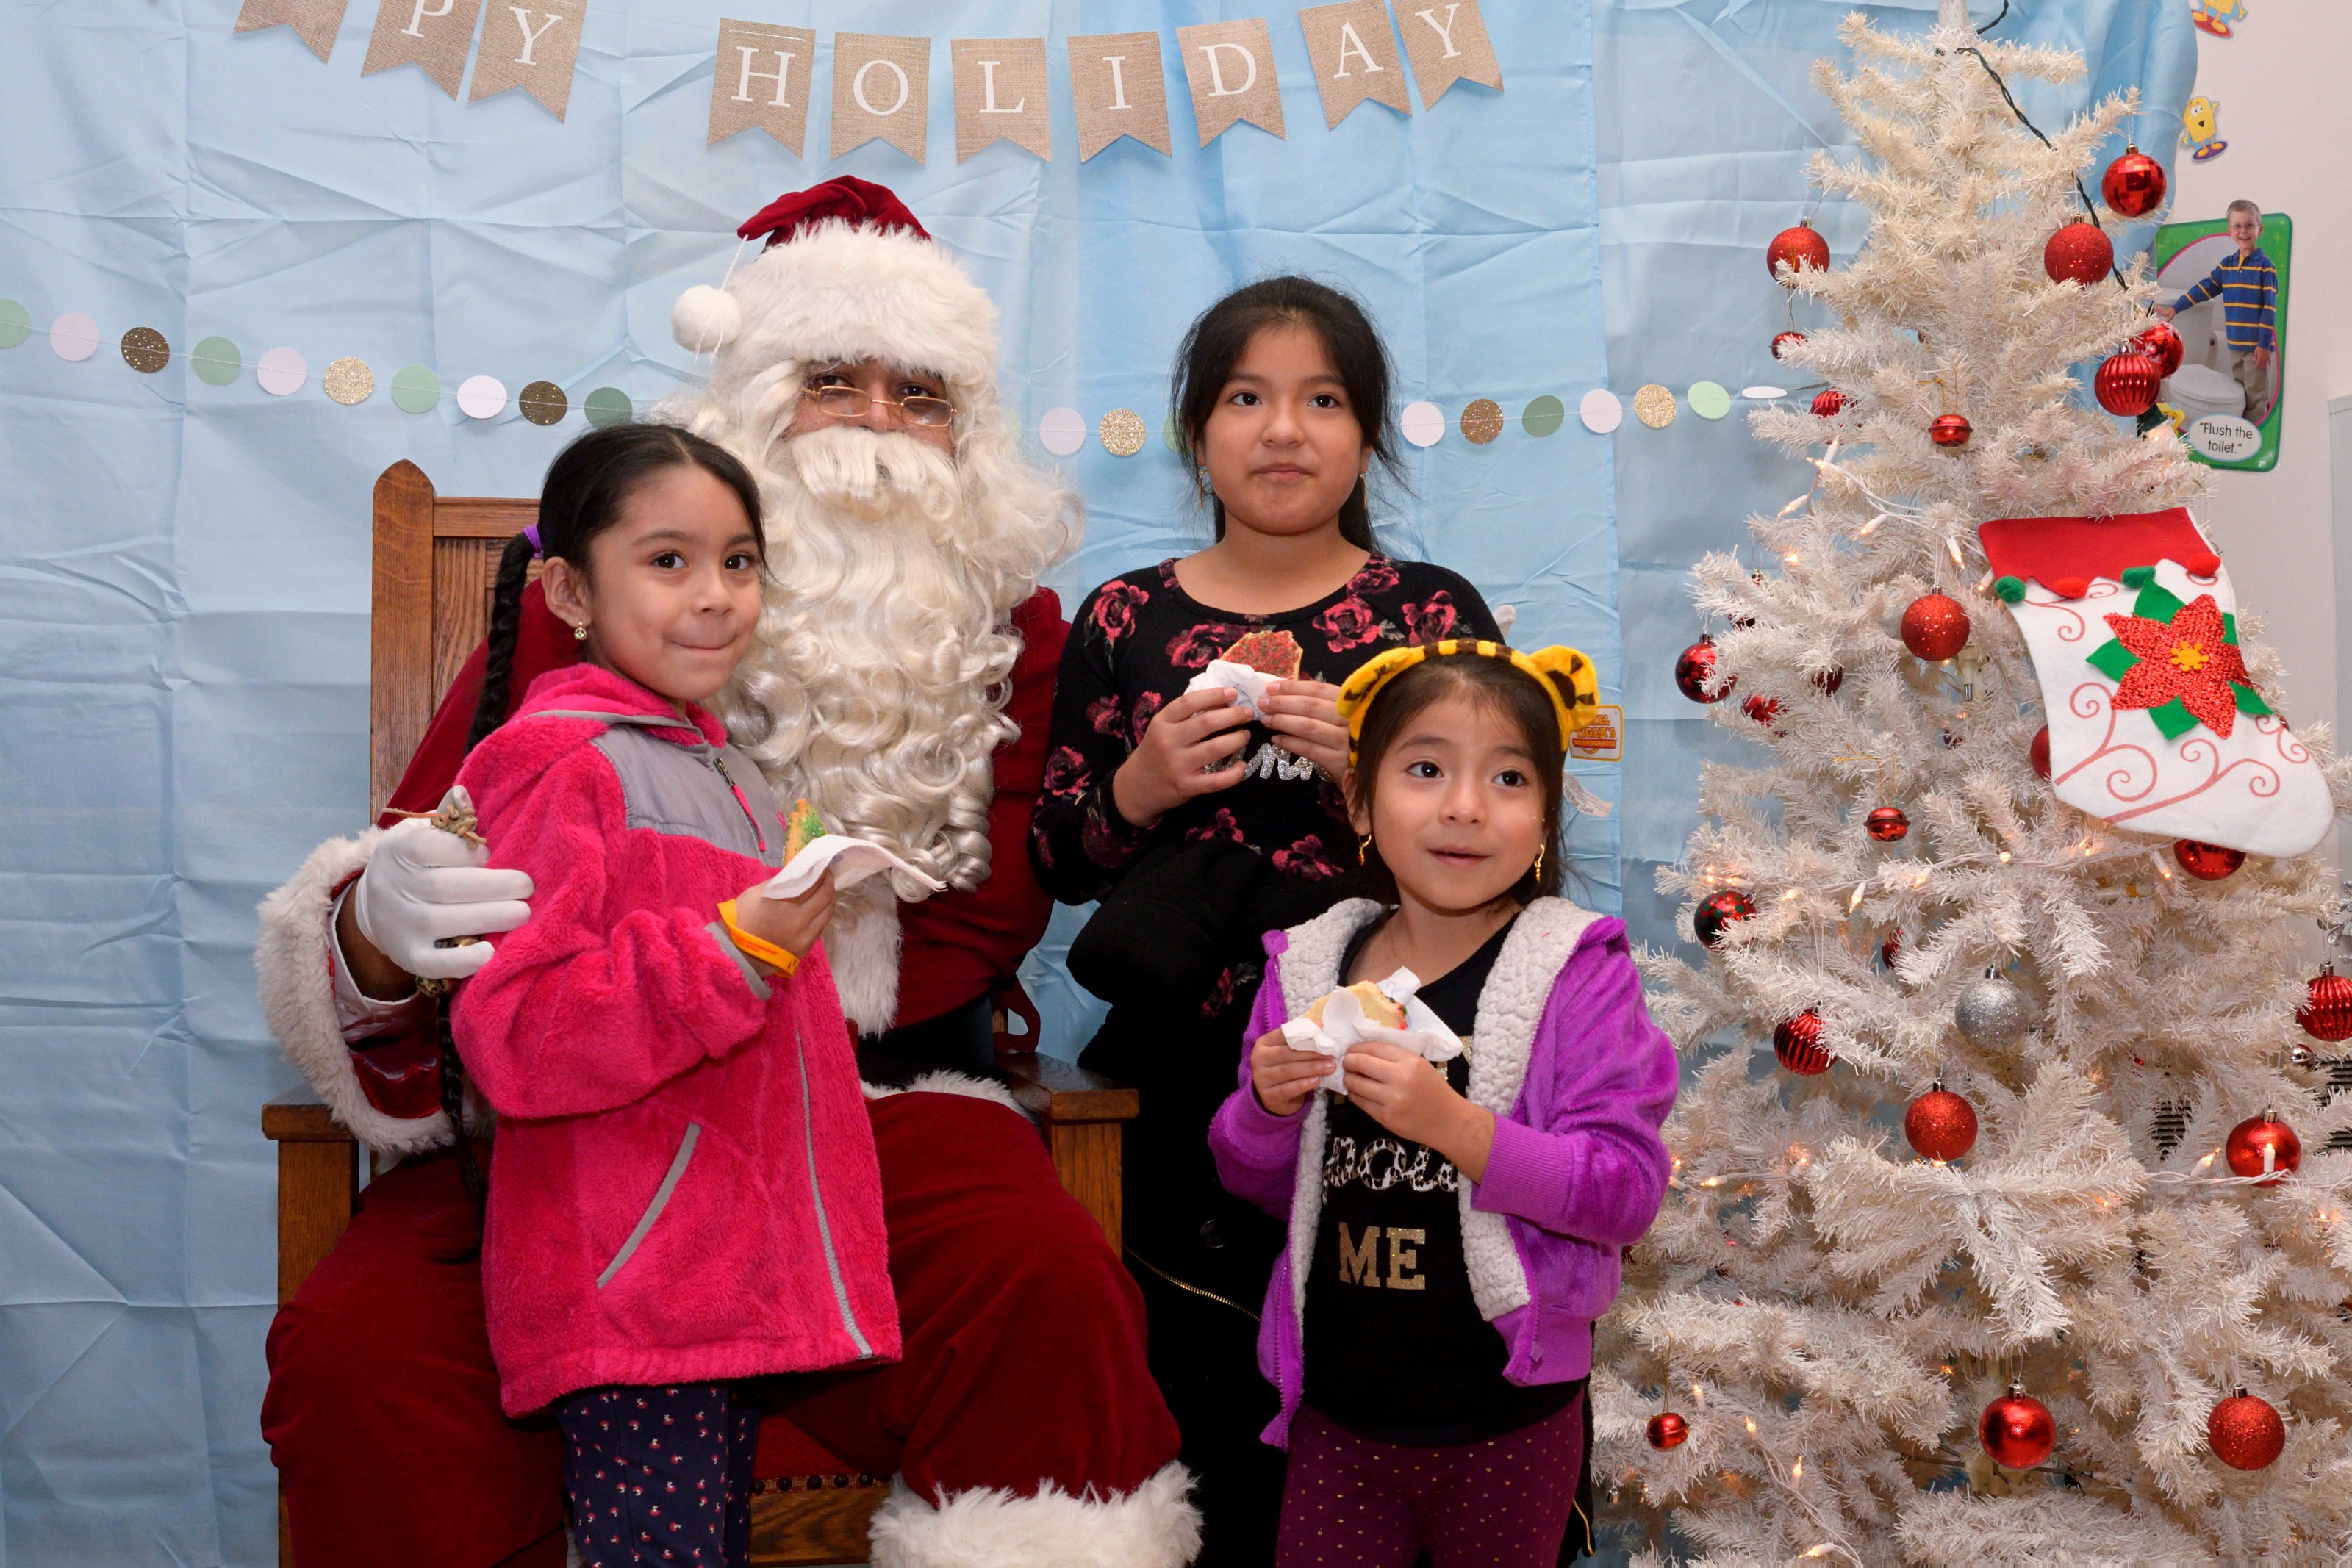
{"left": 522, "top": 523, "right": 544, "bottom": 558}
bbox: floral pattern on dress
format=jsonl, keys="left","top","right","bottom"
{"left": 1166, "top": 622, "right": 1247, "bottom": 672}
{"left": 1086, "top": 694, "right": 1127, "bottom": 738}
{"left": 1272, "top": 833, "right": 1344, "bottom": 880}
{"left": 1402, "top": 591, "right": 1463, "bottom": 646}
{"left": 1185, "top": 807, "right": 1247, "bottom": 846}
{"left": 1313, "top": 596, "right": 1382, "bottom": 652}
{"left": 1041, "top": 745, "right": 1089, "bottom": 800}
{"left": 1088, "top": 580, "right": 1150, "bottom": 647}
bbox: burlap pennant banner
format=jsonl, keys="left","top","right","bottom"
{"left": 951, "top": 38, "right": 1050, "bottom": 162}
{"left": 831, "top": 33, "right": 931, "bottom": 162}
{"left": 1393, "top": 0, "right": 1502, "bottom": 107}
{"left": 363, "top": 0, "right": 484, "bottom": 96}
{"left": 469, "top": 3, "right": 586, "bottom": 118}
{"left": 1069, "top": 32, "right": 1171, "bottom": 160}
{"left": 709, "top": 21, "right": 815, "bottom": 151}
{"left": 234, "top": 0, "right": 349, "bottom": 62}
{"left": 1176, "top": 20, "right": 1285, "bottom": 146}
{"left": 1299, "top": 0, "right": 1409, "bottom": 127}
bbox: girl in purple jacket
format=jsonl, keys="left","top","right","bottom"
{"left": 1208, "top": 639, "right": 1677, "bottom": 1567}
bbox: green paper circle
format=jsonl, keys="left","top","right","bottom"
{"left": 0, "top": 300, "right": 31, "bottom": 350}
{"left": 584, "top": 387, "right": 634, "bottom": 428}
{"left": 1688, "top": 381, "right": 1732, "bottom": 420}
{"left": 1521, "top": 395, "right": 1565, "bottom": 437}
{"left": 390, "top": 364, "right": 441, "bottom": 414}
{"left": 190, "top": 336, "right": 241, "bottom": 385}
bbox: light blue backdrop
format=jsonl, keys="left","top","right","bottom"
{"left": 0, "top": 0, "right": 2186, "bottom": 1561}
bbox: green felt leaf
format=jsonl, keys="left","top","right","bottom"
{"left": 2086, "top": 639, "right": 2138, "bottom": 683}
{"left": 2234, "top": 683, "right": 2273, "bottom": 717}
{"left": 2223, "top": 611, "right": 2238, "bottom": 647}
{"left": 2149, "top": 698, "right": 2198, "bottom": 740}
{"left": 2132, "top": 582, "right": 2184, "bottom": 623}
{"left": 2120, "top": 565, "right": 2156, "bottom": 589}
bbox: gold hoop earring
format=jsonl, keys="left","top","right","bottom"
{"left": 573, "top": 622, "right": 589, "bottom": 642}
{"left": 1532, "top": 845, "right": 1546, "bottom": 882}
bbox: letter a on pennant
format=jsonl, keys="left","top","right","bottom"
{"left": 1392, "top": 0, "right": 1502, "bottom": 108}
{"left": 830, "top": 33, "right": 931, "bottom": 162}
{"left": 362, "top": 0, "right": 484, "bottom": 97}
{"left": 1299, "top": 0, "right": 1410, "bottom": 128}
{"left": 950, "top": 38, "right": 1050, "bottom": 162}
{"left": 234, "top": 0, "right": 351, "bottom": 62}
{"left": 1175, "top": 19, "right": 1285, "bottom": 146}
{"left": 1068, "top": 32, "right": 1171, "bottom": 159}
{"left": 708, "top": 20, "right": 814, "bottom": 151}
{"left": 470, "top": 3, "right": 587, "bottom": 118}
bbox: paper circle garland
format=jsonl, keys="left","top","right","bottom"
{"left": 0, "top": 298, "right": 29, "bottom": 349}
{"left": 2224, "top": 1113, "right": 2301, "bottom": 1185}
{"left": 1633, "top": 384, "right": 1676, "bottom": 428}
{"left": 1099, "top": 408, "right": 1146, "bottom": 457}
{"left": 2207, "top": 1388, "right": 2286, "bottom": 1470}
{"left": 1688, "top": 381, "right": 1731, "bottom": 420}
{"left": 1399, "top": 400, "right": 1446, "bottom": 447}
{"left": 1577, "top": 389, "right": 1621, "bottom": 435}
{"left": 1646, "top": 1411, "right": 1689, "bottom": 1450}
{"left": 1460, "top": 398, "right": 1505, "bottom": 445}
{"left": 1979, "top": 1388, "right": 2057, "bottom": 1471}
{"left": 323, "top": 357, "right": 374, "bottom": 406}
{"left": 1521, "top": 395, "right": 1565, "bottom": 437}
{"left": 2043, "top": 221, "right": 2115, "bottom": 287}
{"left": 2172, "top": 839, "right": 2244, "bottom": 880}
{"left": 1766, "top": 220, "right": 1831, "bottom": 284}
{"left": 2101, "top": 145, "right": 2168, "bottom": 219}
{"left": 391, "top": 364, "right": 442, "bottom": 414}
{"left": 51, "top": 313, "right": 101, "bottom": 362}
{"left": 1904, "top": 1085, "right": 1978, "bottom": 1160}
{"left": 2094, "top": 351, "right": 2161, "bottom": 417}
{"left": 191, "top": 336, "right": 242, "bottom": 386}
{"left": 1038, "top": 406, "right": 1086, "bottom": 457}
{"left": 456, "top": 374, "right": 508, "bottom": 420}
{"left": 256, "top": 347, "right": 308, "bottom": 396}
{"left": 518, "top": 381, "right": 567, "bottom": 425}
{"left": 121, "top": 327, "right": 170, "bottom": 374}
{"left": 2298, "top": 966, "right": 2352, "bottom": 1043}
{"left": 584, "top": 386, "right": 634, "bottom": 428}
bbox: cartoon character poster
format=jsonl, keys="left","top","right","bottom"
{"left": 2149, "top": 210, "right": 2289, "bottom": 473}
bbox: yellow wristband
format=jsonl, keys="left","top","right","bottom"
{"left": 717, "top": 899, "right": 800, "bottom": 977}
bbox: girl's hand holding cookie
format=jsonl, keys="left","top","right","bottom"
{"left": 1111, "top": 687, "right": 1255, "bottom": 827}
{"left": 1341, "top": 1040, "right": 1496, "bottom": 1181}
{"left": 1250, "top": 1028, "right": 1330, "bottom": 1118}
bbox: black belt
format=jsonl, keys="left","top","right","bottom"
{"left": 858, "top": 995, "right": 995, "bottom": 1083}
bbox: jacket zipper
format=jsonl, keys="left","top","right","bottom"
{"left": 793, "top": 1024, "right": 874, "bottom": 1358}
{"left": 706, "top": 752, "right": 769, "bottom": 855}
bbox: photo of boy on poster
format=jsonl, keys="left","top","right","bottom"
{"left": 2151, "top": 202, "right": 2290, "bottom": 472}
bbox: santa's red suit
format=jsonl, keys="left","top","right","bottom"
{"left": 253, "top": 180, "right": 1193, "bottom": 1567}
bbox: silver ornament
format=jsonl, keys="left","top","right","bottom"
{"left": 1954, "top": 968, "right": 2033, "bottom": 1048}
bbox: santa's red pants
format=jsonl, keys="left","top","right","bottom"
{"left": 262, "top": 1091, "right": 1180, "bottom": 1568}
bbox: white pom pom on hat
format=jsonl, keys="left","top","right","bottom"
{"left": 672, "top": 284, "right": 742, "bottom": 355}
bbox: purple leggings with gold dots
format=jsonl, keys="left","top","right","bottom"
{"left": 1274, "top": 1394, "right": 1588, "bottom": 1567}
{"left": 556, "top": 1383, "right": 759, "bottom": 1568}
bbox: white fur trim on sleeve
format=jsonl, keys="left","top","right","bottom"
{"left": 254, "top": 830, "right": 460, "bottom": 1160}
{"left": 867, "top": 1461, "right": 1200, "bottom": 1568}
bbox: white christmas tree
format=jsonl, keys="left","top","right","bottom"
{"left": 1595, "top": 3, "right": 2352, "bottom": 1560}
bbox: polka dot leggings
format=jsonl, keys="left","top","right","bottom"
{"left": 1274, "top": 1393, "right": 1586, "bottom": 1567}
{"left": 556, "top": 1383, "right": 758, "bottom": 1568}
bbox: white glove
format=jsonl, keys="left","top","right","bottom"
{"left": 348, "top": 787, "right": 535, "bottom": 981}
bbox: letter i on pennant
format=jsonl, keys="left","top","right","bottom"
{"left": 1299, "top": 0, "right": 1410, "bottom": 128}
{"left": 234, "top": 0, "right": 352, "bottom": 63}
{"left": 1392, "top": 0, "right": 1502, "bottom": 107}
{"left": 470, "top": 1, "right": 587, "bottom": 118}
{"left": 709, "top": 20, "right": 814, "bottom": 151}
{"left": 1175, "top": 18, "right": 1286, "bottom": 145}
{"left": 1068, "top": 32, "right": 1171, "bottom": 159}
{"left": 362, "top": 0, "right": 484, "bottom": 96}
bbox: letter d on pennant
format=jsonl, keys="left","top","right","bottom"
{"left": 1175, "top": 19, "right": 1285, "bottom": 145}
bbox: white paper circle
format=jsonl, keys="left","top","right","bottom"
{"left": 458, "top": 375, "right": 509, "bottom": 420}
{"left": 1038, "top": 406, "right": 1086, "bottom": 457}
{"left": 1740, "top": 384, "right": 1788, "bottom": 400}
{"left": 49, "top": 313, "right": 100, "bottom": 362}
{"left": 1578, "top": 388, "right": 1622, "bottom": 434}
{"left": 1399, "top": 400, "right": 1445, "bottom": 448}
{"left": 257, "top": 346, "right": 308, "bottom": 396}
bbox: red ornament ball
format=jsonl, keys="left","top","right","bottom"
{"left": 1811, "top": 388, "right": 1847, "bottom": 418}
{"left": 2101, "top": 144, "right": 2168, "bottom": 219}
{"left": 1865, "top": 805, "right": 1910, "bottom": 842}
{"left": 2029, "top": 726, "right": 2052, "bottom": 780}
{"left": 1905, "top": 1085, "right": 1979, "bottom": 1160}
{"left": 2043, "top": 221, "right": 2115, "bottom": 287}
{"left": 1929, "top": 413, "right": 1973, "bottom": 448}
{"left": 2173, "top": 839, "right": 2245, "bottom": 880}
{"left": 2226, "top": 1114, "right": 2301, "bottom": 1186}
{"left": 1772, "top": 330, "right": 1807, "bottom": 360}
{"left": 1675, "top": 635, "right": 1727, "bottom": 704}
{"left": 1773, "top": 1010, "right": 1832, "bottom": 1076}
{"left": 1811, "top": 666, "right": 1844, "bottom": 696}
{"left": 1743, "top": 694, "right": 1784, "bottom": 730}
{"left": 1979, "top": 1389, "right": 2057, "bottom": 1471}
{"left": 1900, "top": 594, "right": 1971, "bottom": 661}
{"left": 2134, "top": 319, "right": 2186, "bottom": 378}
{"left": 2207, "top": 1389, "right": 2286, "bottom": 1471}
{"left": 1767, "top": 221, "right": 1831, "bottom": 284}
{"left": 1646, "top": 1411, "right": 1690, "bottom": 1450}
{"left": 2299, "top": 966, "right": 2352, "bottom": 1043}
{"left": 1693, "top": 889, "right": 1755, "bottom": 949}
{"left": 2095, "top": 350, "right": 2162, "bottom": 417}
{"left": 1881, "top": 928, "right": 1903, "bottom": 968}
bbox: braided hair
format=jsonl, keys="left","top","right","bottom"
{"left": 437, "top": 422, "right": 766, "bottom": 1245}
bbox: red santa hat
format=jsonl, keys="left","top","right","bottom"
{"left": 670, "top": 176, "right": 1000, "bottom": 400}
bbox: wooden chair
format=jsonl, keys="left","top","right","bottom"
{"left": 264, "top": 459, "right": 1136, "bottom": 1567}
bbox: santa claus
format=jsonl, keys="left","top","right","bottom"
{"left": 254, "top": 178, "right": 1195, "bottom": 1567}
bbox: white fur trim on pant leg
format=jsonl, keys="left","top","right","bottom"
{"left": 866, "top": 1461, "right": 1201, "bottom": 1568}
{"left": 255, "top": 830, "right": 461, "bottom": 1160}
{"left": 825, "top": 887, "right": 903, "bottom": 1037}
{"left": 861, "top": 1070, "right": 1028, "bottom": 1121}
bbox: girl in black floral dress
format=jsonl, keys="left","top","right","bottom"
{"left": 1030, "top": 278, "right": 1499, "bottom": 1564}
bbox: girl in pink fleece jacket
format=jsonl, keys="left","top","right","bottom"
{"left": 445, "top": 425, "right": 895, "bottom": 1568}
{"left": 1208, "top": 641, "right": 1677, "bottom": 1567}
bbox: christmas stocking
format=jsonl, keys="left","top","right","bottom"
{"left": 1979, "top": 508, "right": 2331, "bottom": 857}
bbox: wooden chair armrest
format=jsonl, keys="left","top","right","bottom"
{"left": 992, "top": 1048, "right": 1134, "bottom": 1254}
{"left": 263, "top": 1086, "right": 359, "bottom": 1144}
{"left": 262, "top": 1087, "right": 361, "bottom": 1307}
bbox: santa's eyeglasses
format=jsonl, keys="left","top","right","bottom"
{"left": 801, "top": 384, "right": 956, "bottom": 428}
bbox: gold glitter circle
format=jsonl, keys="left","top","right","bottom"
{"left": 519, "top": 381, "right": 569, "bottom": 426}
{"left": 323, "top": 357, "right": 374, "bottom": 406}
{"left": 1634, "top": 384, "right": 1677, "bottom": 428}
{"left": 120, "top": 327, "right": 170, "bottom": 374}
{"left": 1459, "top": 398, "right": 1505, "bottom": 445}
{"left": 1100, "top": 408, "right": 1146, "bottom": 458}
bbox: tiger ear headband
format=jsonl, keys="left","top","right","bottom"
{"left": 1335, "top": 640, "right": 1602, "bottom": 766}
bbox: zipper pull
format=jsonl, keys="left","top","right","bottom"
{"left": 709, "top": 754, "right": 768, "bottom": 853}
